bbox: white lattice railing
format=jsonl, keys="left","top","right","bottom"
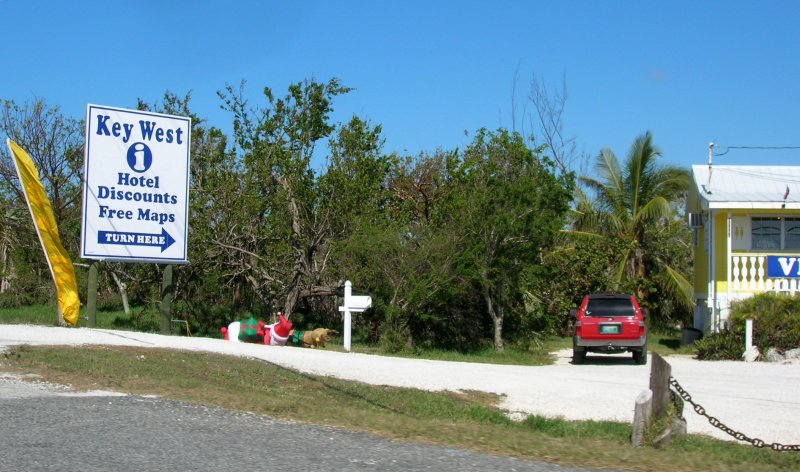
{"left": 730, "top": 255, "right": 800, "bottom": 294}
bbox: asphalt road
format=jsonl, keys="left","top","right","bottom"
{"left": 0, "top": 379, "right": 605, "bottom": 472}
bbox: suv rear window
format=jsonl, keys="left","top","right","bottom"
{"left": 585, "top": 298, "right": 635, "bottom": 317}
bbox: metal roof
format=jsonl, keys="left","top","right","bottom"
{"left": 691, "top": 165, "right": 800, "bottom": 210}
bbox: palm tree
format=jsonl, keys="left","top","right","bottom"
{"left": 571, "top": 131, "right": 693, "bottom": 308}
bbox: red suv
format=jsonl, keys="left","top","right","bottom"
{"left": 572, "top": 292, "right": 648, "bottom": 365}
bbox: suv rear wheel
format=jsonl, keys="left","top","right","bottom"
{"left": 573, "top": 346, "right": 586, "bottom": 364}
{"left": 633, "top": 344, "right": 648, "bottom": 365}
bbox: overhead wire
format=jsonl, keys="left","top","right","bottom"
{"left": 705, "top": 144, "right": 800, "bottom": 185}
{"left": 714, "top": 145, "right": 800, "bottom": 157}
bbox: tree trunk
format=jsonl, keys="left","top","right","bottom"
{"left": 406, "top": 333, "right": 414, "bottom": 350}
{"left": 633, "top": 246, "right": 647, "bottom": 302}
{"left": 109, "top": 270, "right": 130, "bottom": 316}
{"left": 493, "top": 311, "right": 504, "bottom": 352}
{"left": 233, "top": 282, "right": 241, "bottom": 312}
{"left": 282, "top": 268, "right": 304, "bottom": 318}
{"left": 482, "top": 275, "right": 505, "bottom": 352}
{"left": 0, "top": 239, "right": 10, "bottom": 293}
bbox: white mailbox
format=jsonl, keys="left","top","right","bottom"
{"left": 338, "top": 281, "right": 372, "bottom": 351}
{"left": 347, "top": 295, "right": 372, "bottom": 312}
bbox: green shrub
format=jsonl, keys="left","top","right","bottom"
{"left": 695, "top": 293, "right": 800, "bottom": 360}
{"left": 694, "top": 327, "right": 744, "bottom": 360}
{"left": 379, "top": 309, "right": 410, "bottom": 354}
{"left": 729, "top": 293, "right": 800, "bottom": 353}
{"left": 112, "top": 307, "right": 160, "bottom": 332}
{"left": 0, "top": 292, "right": 22, "bottom": 309}
{"left": 174, "top": 301, "right": 243, "bottom": 338}
{"left": 96, "top": 291, "right": 125, "bottom": 311}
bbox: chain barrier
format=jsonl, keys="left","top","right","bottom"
{"left": 669, "top": 376, "right": 800, "bottom": 451}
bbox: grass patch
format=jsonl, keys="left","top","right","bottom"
{"left": 0, "top": 304, "right": 67, "bottom": 326}
{"left": 350, "top": 343, "right": 559, "bottom": 365}
{"left": 0, "top": 304, "right": 174, "bottom": 333}
{"left": 1, "top": 344, "right": 797, "bottom": 472}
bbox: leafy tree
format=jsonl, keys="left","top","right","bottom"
{"left": 291, "top": 116, "right": 395, "bottom": 327}
{"left": 0, "top": 99, "right": 84, "bottom": 232}
{"left": 322, "top": 116, "right": 393, "bottom": 235}
{"left": 447, "top": 129, "right": 573, "bottom": 351}
{"left": 571, "top": 131, "right": 692, "bottom": 312}
{"left": 389, "top": 150, "right": 458, "bottom": 226}
{"left": 332, "top": 217, "right": 462, "bottom": 350}
{"left": 0, "top": 99, "right": 84, "bottom": 305}
{"left": 0, "top": 203, "right": 18, "bottom": 296}
{"left": 218, "top": 78, "right": 360, "bottom": 318}
{"left": 333, "top": 149, "right": 467, "bottom": 351}
{"left": 529, "top": 236, "right": 620, "bottom": 337}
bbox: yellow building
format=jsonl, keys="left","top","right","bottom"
{"left": 688, "top": 165, "right": 800, "bottom": 332}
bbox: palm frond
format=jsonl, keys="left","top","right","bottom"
{"left": 633, "top": 195, "right": 672, "bottom": 226}
{"left": 656, "top": 257, "right": 695, "bottom": 309}
{"left": 595, "top": 148, "right": 625, "bottom": 203}
{"left": 611, "top": 247, "right": 632, "bottom": 287}
{"left": 626, "top": 131, "right": 661, "bottom": 217}
{"left": 653, "top": 167, "right": 691, "bottom": 196}
{"left": 578, "top": 175, "right": 616, "bottom": 214}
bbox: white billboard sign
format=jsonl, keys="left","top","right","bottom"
{"left": 81, "top": 104, "right": 191, "bottom": 263}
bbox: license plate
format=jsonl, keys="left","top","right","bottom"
{"left": 599, "top": 324, "right": 620, "bottom": 334}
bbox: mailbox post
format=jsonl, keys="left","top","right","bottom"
{"left": 338, "top": 280, "right": 372, "bottom": 352}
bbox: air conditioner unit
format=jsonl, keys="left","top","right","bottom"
{"left": 687, "top": 213, "right": 704, "bottom": 229}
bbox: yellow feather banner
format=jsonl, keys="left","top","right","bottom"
{"left": 7, "top": 139, "right": 80, "bottom": 326}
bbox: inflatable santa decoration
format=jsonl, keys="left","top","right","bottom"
{"left": 221, "top": 313, "right": 292, "bottom": 345}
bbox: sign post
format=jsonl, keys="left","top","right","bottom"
{"left": 87, "top": 262, "right": 98, "bottom": 327}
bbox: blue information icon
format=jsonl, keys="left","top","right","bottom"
{"left": 127, "top": 142, "right": 153, "bottom": 173}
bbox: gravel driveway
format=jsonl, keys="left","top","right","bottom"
{"left": 2, "top": 324, "right": 799, "bottom": 445}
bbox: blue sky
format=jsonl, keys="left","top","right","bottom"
{"left": 3, "top": 0, "right": 799, "bottom": 172}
